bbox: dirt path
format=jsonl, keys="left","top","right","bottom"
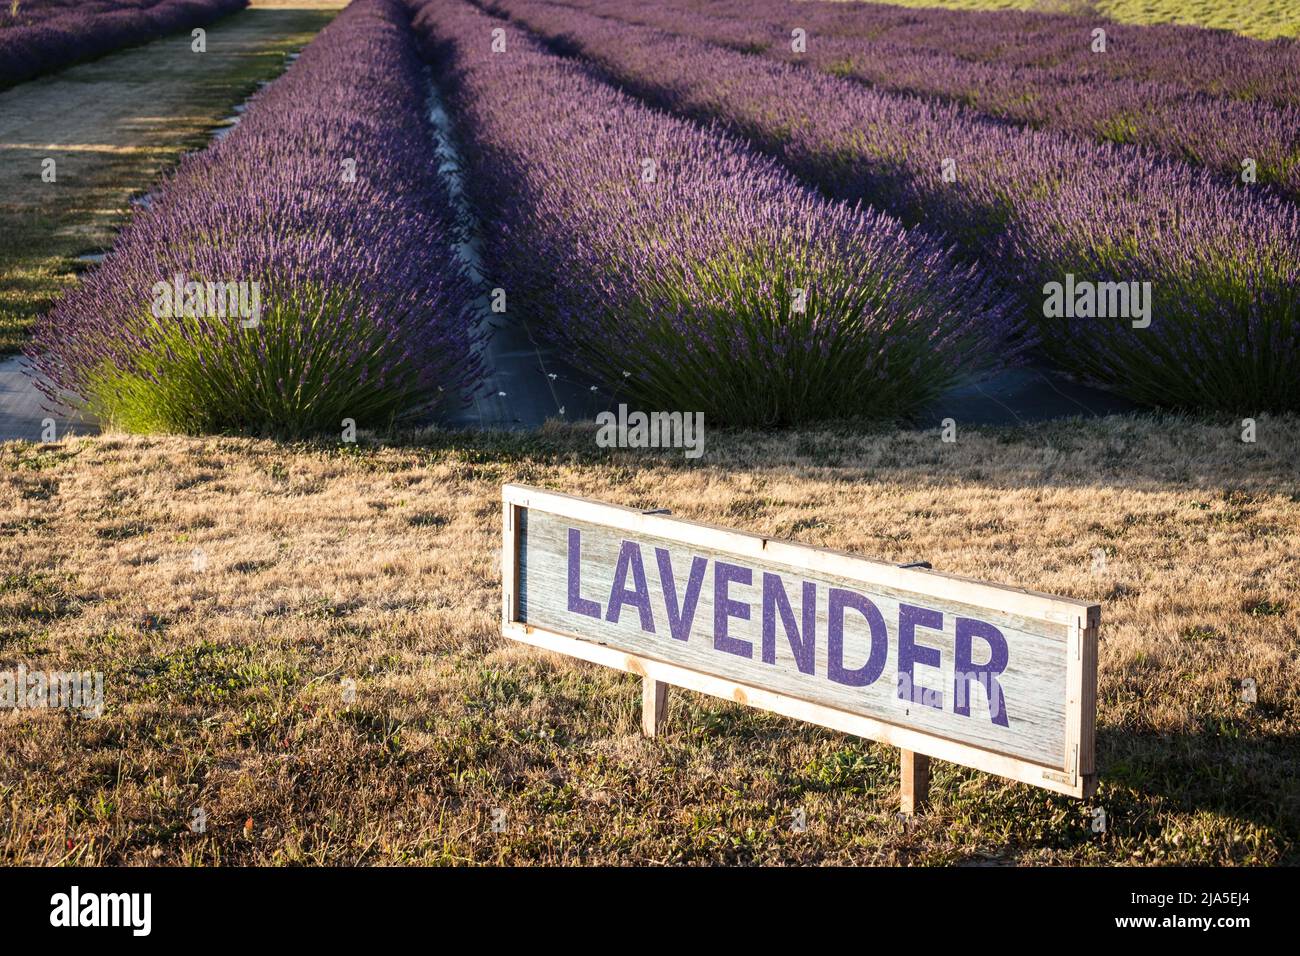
{"left": 0, "top": 0, "right": 346, "bottom": 355}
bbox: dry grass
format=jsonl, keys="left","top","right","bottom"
{"left": 0, "top": 415, "right": 1297, "bottom": 865}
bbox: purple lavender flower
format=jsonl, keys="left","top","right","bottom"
{"left": 475, "top": 0, "right": 1300, "bottom": 412}
{"left": 27, "top": 0, "right": 484, "bottom": 434}
{"left": 0, "top": 0, "right": 249, "bottom": 88}
{"left": 407, "top": 0, "right": 1022, "bottom": 425}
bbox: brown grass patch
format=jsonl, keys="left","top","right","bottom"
{"left": 0, "top": 415, "right": 1297, "bottom": 864}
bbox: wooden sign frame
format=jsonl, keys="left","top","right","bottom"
{"left": 501, "top": 484, "right": 1099, "bottom": 802}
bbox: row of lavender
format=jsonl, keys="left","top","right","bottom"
{"left": 0, "top": 0, "right": 248, "bottom": 88}
{"left": 482, "top": 0, "right": 1300, "bottom": 413}
{"left": 752, "top": 0, "right": 1300, "bottom": 109}
{"left": 544, "top": 0, "right": 1300, "bottom": 200}
{"left": 28, "top": 0, "right": 481, "bottom": 434}
{"left": 406, "top": 0, "right": 1018, "bottom": 426}
{"left": 1, "top": 0, "right": 174, "bottom": 28}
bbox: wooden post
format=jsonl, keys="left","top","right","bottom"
{"left": 900, "top": 749, "right": 930, "bottom": 815}
{"left": 641, "top": 677, "right": 669, "bottom": 737}
{"left": 899, "top": 560, "right": 932, "bottom": 814}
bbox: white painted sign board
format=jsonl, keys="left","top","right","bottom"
{"left": 502, "top": 484, "right": 1099, "bottom": 798}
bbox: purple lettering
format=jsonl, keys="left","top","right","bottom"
{"left": 762, "top": 574, "right": 816, "bottom": 674}
{"left": 827, "top": 588, "right": 887, "bottom": 686}
{"left": 656, "top": 548, "right": 707, "bottom": 641}
{"left": 567, "top": 528, "right": 601, "bottom": 619}
{"left": 954, "top": 618, "right": 1010, "bottom": 727}
{"left": 898, "top": 603, "right": 944, "bottom": 709}
{"left": 713, "top": 561, "right": 753, "bottom": 658}
{"left": 606, "top": 540, "right": 655, "bottom": 633}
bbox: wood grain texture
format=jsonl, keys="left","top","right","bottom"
{"left": 900, "top": 750, "right": 930, "bottom": 814}
{"left": 642, "top": 677, "right": 669, "bottom": 737}
{"left": 504, "top": 621, "right": 1092, "bottom": 797}
{"left": 503, "top": 485, "right": 1100, "bottom": 796}
{"left": 519, "top": 509, "right": 1068, "bottom": 764}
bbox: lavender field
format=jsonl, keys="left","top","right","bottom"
{"left": 14, "top": 0, "right": 1300, "bottom": 431}
{"left": 1, "top": 0, "right": 1299, "bottom": 882}
{"left": 0, "top": 0, "right": 250, "bottom": 87}
{"left": 32, "top": 0, "right": 481, "bottom": 433}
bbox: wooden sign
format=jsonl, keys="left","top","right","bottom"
{"left": 501, "top": 484, "right": 1099, "bottom": 803}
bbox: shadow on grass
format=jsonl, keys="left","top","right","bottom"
{"left": 1097, "top": 726, "right": 1300, "bottom": 862}
{"left": 279, "top": 409, "right": 1300, "bottom": 496}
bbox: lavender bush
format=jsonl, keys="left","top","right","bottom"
{"left": 795, "top": 0, "right": 1300, "bottom": 109}
{"left": 542, "top": 0, "right": 1300, "bottom": 200}
{"left": 650, "top": 0, "right": 1300, "bottom": 110}
{"left": 407, "top": 0, "right": 1020, "bottom": 427}
{"left": 28, "top": 0, "right": 482, "bottom": 435}
{"left": 482, "top": 0, "right": 1300, "bottom": 413}
{"left": 0, "top": 0, "right": 248, "bottom": 88}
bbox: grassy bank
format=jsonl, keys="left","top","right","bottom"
{"left": 0, "top": 1, "right": 345, "bottom": 354}
{"left": 1, "top": 416, "right": 1296, "bottom": 864}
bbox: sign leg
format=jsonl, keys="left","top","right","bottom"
{"left": 641, "top": 677, "right": 669, "bottom": 737}
{"left": 900, "top": 750, "right": 930, "bottom": 815}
